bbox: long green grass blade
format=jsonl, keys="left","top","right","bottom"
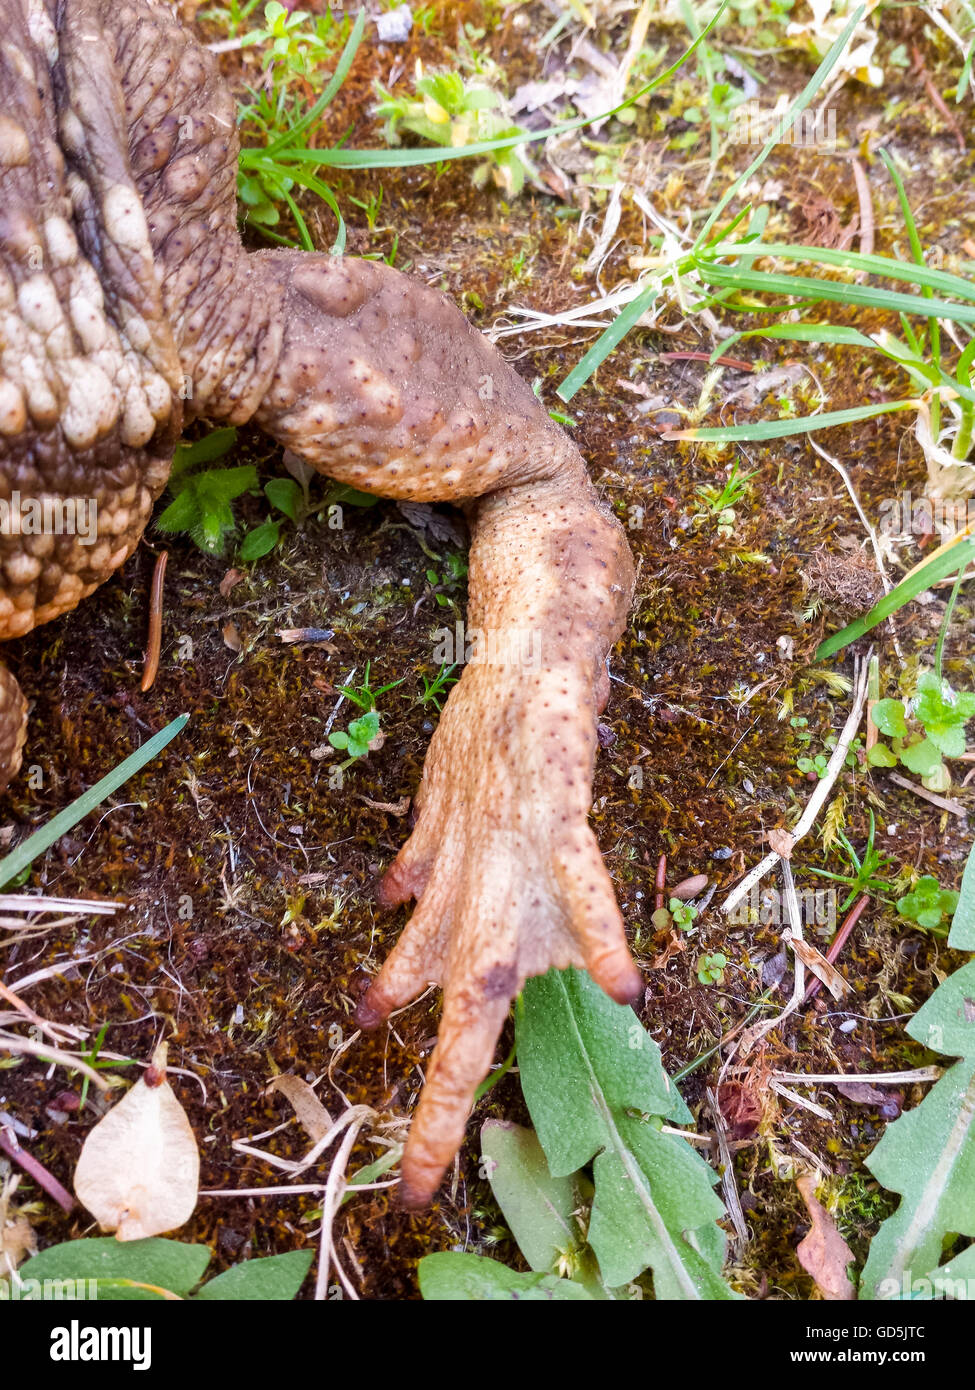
{"left": 670, "top": 398, "right": 917, "bottom": 443}
{"left": 558, "top": 282, "right": 660, "bottom": 402}
{"left": 697, "top": 264, "right": 975, "bottom": 325}
{"left": 707, "top": 242, "right": 975, "bottom": 305}
{"left": 0, "top": 714, "right": 190, "bottom": 889}
{"left": 815, "top": 542, "right": 975, "bottom": 661}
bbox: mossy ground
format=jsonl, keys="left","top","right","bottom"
{"left": 2, "top": 1, "right": 973, "bottom": 1298}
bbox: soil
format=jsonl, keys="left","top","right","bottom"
{"left": 2, "top": 0, "right": 973, "bottom": 1299}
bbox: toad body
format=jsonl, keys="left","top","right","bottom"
{"left": 0, "top": 0, "right": 640, "bottom": 1203}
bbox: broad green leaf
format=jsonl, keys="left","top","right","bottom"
{"left": 17, "top": 1238, "right": 211, "bottom": 1301}
{"left": 481, "top": 1121, "right": 581, "bottom": 1275}
{"left": 872, "top": 699, "right": 908, "bottom": 739}
{"left": 861, "top": 1057, "right": 975, "bottom": 1298}
{"left": 239, "top": 519, "right": 281, "bottom": 561}
{"left": 949, "top": 843, "right": 975, "bottom": 950}
{"left": 519, "top": 969, "right": 689, "bottom": 1171}
{"left": 862, "top": 848, "right": 975, "bottom": 1299}
{"left": 517, "top": 969, "right": 736, "bottom": 1299}
{"left": 900, "top": 739, "right": 943, "bottom": 777}
{"left": 418, "top": 1252, "right": 593, "bottom": 1301}
{"left": 265, "top": 477, "right": 303, "bottom": 522}
{"left": 194, "top": 1250, "right": 313, "bottom": 1300}
{"left": 867, "top": 744, "right": 898, "bottom": 768}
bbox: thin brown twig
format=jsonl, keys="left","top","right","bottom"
{"left": 803, "top": 893, "right": 870, "bottom": 1004}
{"left": 0, "top": 1129, "right": 75, "bottom": 1212}
{"left": 141, "top": 550, "right": 168, "bottom": 693}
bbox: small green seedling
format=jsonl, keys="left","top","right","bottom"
{"left": 896, "top": 876, "right": 959, "bottom": 935}
{"left": 807, "top": 811, "right": 896, "bottom": 912}
{"left": 328, "top": 662, "right": 404, "bottom": 767}
{"left": 693, "top": 462, "right": 757, "bottom": 537}
{"left": 419, "top": 662, "right": 459, "bottom": 712}
{"left": 671, "top": 897, "right": 699, "bottom": 932}
{"left": 869, "top": 671, "right": 975, "bottom": 791}
{"left": 374, "top": 66, "right": 531, "bottom": 196}
{"left": 156, "top": 428, "right": 254, "bottom": 556}
{"left": 697, "top": 952, "right": 728, "bottom": 985}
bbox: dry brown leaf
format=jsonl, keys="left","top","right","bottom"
{"left": 788, "top": 937, "right": 851, "bottom": 1000}
{"left": 796, "top": 1172, "right": 855, "bottom": 1300}
{"left": 267, "top": 1075, "right": 332, "bottom": 1143}
{"left": 836, "top": 1081, "right": 887, "bottom": 1107}
{"left": 74, "top": 1042, "right": 199, "bottom": 1241}
{"left": 359, "top": 795, "right": 411, "bottom": 817}
{"left": 219, "top": 568, "right": 245, "bottom": 599}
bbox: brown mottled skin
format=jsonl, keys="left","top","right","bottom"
{"left": 0, "top": 0, "right": 639, "bottom": 1204}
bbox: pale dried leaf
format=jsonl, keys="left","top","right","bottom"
{"left": 796, "top": 1172, "right": 855, "bottom": 1300}
{"left": 74, "top": 1043, "right": 199, "bottom": 1241}
{"left": 788, "top": 937, "right": 851, "bottom": 999}
{"left": 267, "top": 1075, "right": 332, "bottom": 1143}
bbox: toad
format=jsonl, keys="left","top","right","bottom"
{"left": 0, "top": 0, "right": 640, "bottom": 1204}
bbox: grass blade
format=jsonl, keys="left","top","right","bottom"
{"left": 815, "top": 541, "right": 975, "bottom": 661}
{"left": 0, "top": 714, "right": 190, "bottom": 889}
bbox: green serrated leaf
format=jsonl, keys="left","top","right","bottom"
{"left": 861, "top": 1057, "right": 975, "bottom": 1298}
{"left": 517, "top": 968, "right": 737, "bottom": 1299}
{"left": 949, "top": 843, "right": 975, "bottom": 950}
{"left": 418, "top": 1252, "right": 593, "bottom": 1300}
{"left": 18, "top": 1238, "right": 211, "bottom": 1301}
{"left": 194, "top": 1250, "right": 313, "bottom": 1300}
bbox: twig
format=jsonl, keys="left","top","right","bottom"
{"left": 141, "top": 550, "right": 168, "bottom": 693}
{"left": 0, "top": 1129, "right": 75, "bottom": 1212}
{"left": 772, "top": 1067, "right": 941, "bottom": 1085}
{"left": 722, "top": 654, "right": 871, "bottom": 915}
{"left": 0, "top": 1032, "right": 115, "bottom": 1090}
{"left": 888, "top": 772, "right": 967, "bottom": 817}
{"left": 804, "top": 893, "right": 870, "bottom": 1004}
{"left": 737, "top": 860, "right": 807, "bottom": 1055}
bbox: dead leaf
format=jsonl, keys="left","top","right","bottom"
{"left": 219, "top": 568, "right": 245, "bottom": 599}
{"left": 267, "top": 1075, "right": 332, "bottom": 1143}
{"left": 359, "top": 795, "right": 411, "bottom": 816}
{"left": 74, "top": 1042, "right": 199, "bottom": 1241}
{"left": 796, "top": 1172, "right": 855, "bottom": 1300}
{"left": 768, "top": 827, "right": 795, "bottom": 858}
{"left": 1, "top": 1177, "right": 37, "bottom": 1274}
{"left": 836, "top": 1081, "right": 887, "bottom": 1107}
{"left": 396, "top": 500, "right": 467, "bottom": 548}
{"left": 788, "top": 937, "right": 851, "bottom": 1000}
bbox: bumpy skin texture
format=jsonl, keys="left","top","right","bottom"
{"left": 0, "top": 0, "right": 639, "bottom": 1204}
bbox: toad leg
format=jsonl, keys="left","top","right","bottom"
{"left": 250, "top": 250, "right": 640, "bottom": 1205}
